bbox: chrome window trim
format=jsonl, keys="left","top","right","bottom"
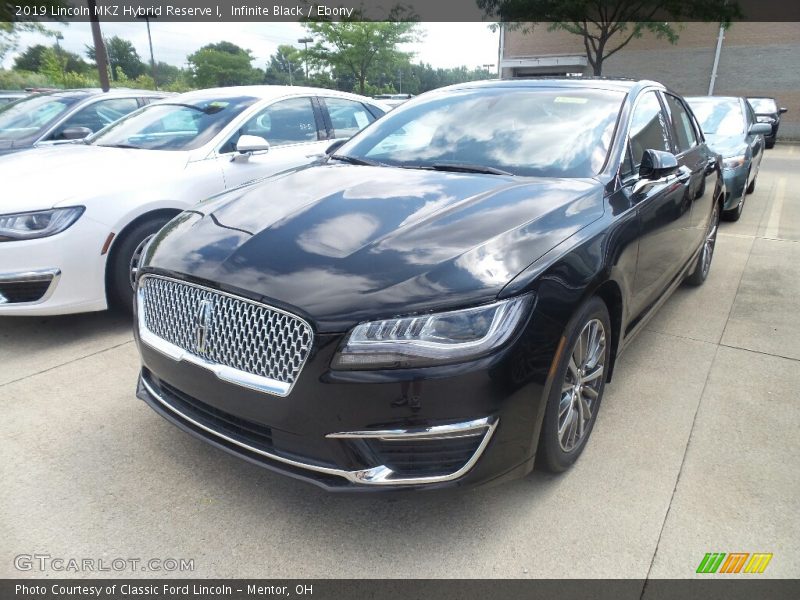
{"left": 140, "top": 374, "right": 497, "bottom": 486}
{"left": 136, "top": 274, "right": 313, "bottom": 397}
{"left": 0, "top": 268, "right": 61, "bottom": 305}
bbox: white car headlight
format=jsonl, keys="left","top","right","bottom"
{"left": 332, "top": 294, "right": 533, "bottom": 370}
{"left": 0, "top": 207, "right": 84, "bottom": 241}
{"left": 722, "top": 156, "right": 746, "bottom": 170}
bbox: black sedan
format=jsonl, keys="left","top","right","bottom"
{"left": 747, "top": 97, "right": 788, "bottom": 149}
{"left": 134, "top": 79, "right": 724, "bottom": 490}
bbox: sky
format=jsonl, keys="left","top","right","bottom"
{"left": 3, "top": 22, "right": 501, "bottom": 72}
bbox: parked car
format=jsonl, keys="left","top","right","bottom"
{"left": 686, "top": 96, "right": 771, "bottom": 221}
{"left": 0, "top": 89, "right": 167, "bottom": 155}
{"left": 133, "top": 78, "right": 724, "bottom": 491}
{"left": 373, "top": 93, "right": 413, "bottom": 108}
{"left": 0, "top": 86, "right": 388, "bottom": 316}
{"left": 0, "top": 91, "right": 27, "bottom": 106}
{"left": 747, "top": 97, "right": 787, "bottom": 149}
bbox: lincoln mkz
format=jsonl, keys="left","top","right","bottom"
{"left": 134, "top": 79, "right": 724, "bottom": 490}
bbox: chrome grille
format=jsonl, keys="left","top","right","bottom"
{"left": 138, "top": 275, "right": 313, "bottom": 396}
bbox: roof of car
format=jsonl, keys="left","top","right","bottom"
{"left": 435, "top": 77, "right": 666, "bottom": 96}
{"left": 169, "top": 85, "right": 382, "bottom": 104}
{"left": 29, "top": 88, "right": 167, "bottom": 99}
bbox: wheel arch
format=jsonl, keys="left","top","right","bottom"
{"left": 104, "top": 208, "right": 184, "bottom": 302}
{"left": 590, "top": 279, "right": 624, "bottom": 383}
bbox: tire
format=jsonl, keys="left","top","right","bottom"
{"left": 746, "top": 173, "right": 756, "bottom": 194}
{"left": 537, "top": 296, "right": 611, "bottom": 473}
{"left": 686, "top": 200, "right": 720, "bottom": 287}
{"left": 765, "top": 137, "right": 775, "bottom": 150}
{"left": 108, "top": 216, "right": 171, "bottom": 313}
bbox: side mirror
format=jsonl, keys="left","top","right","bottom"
{"left": 779, "top": 107, "right": 788, "bottom": 114}
{"left": 749, "top": 123, "right": 772, "bottom": 136}
{"left": 325, "top": 138, "right": 348, "bottom": 155}
{"left": 639, "top": 149, "right": 678, "bottom": 180}
{"left": 236, "top": 135, "right": 270, "bottom": 154}
{"left": 61, "top": 126, "right": 93, "bottom": 140}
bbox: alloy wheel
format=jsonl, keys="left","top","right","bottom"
{"left": 558, "top": 318, "right": 607, "bottom": 452}
{"left": 129, "top": 234, "right": 154, "bottom": 290}
{"left": 701, "top": 203, "right": 720, "bottom": 278}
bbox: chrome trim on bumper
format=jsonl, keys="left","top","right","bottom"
{"left": 140, "top": 375, "right": 497, "bottom": 487}
{"left": 0, "top": 268, "right": 61, "bottom": 305}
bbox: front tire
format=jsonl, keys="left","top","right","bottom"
{"left": 537, "top": 296, "right": 611, "bottom": 473}
{"left": 108, "top": 216, "right": 171, "bottom": 313}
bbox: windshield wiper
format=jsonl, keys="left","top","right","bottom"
{"left": 329, "top": 154, "right": 384, "bottom": 167}
{"left": 429, "top": 162, "right": 514, "bottom": 176}
{"left": 97, "top": 143, "right": 142, "bottom": 149}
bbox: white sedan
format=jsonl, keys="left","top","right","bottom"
{"left": 0, "top": 86, "right": 388, "bottom": 315}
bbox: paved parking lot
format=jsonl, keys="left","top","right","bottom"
{"left": 2, "top": 145, "right": 798, "bottom": 581}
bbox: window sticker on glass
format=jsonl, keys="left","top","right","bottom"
{"left": 353, "top": 111, "right": 369, "bottom": 128}
{"left": 554, "top": 97, "right": 588, "bottom": 104}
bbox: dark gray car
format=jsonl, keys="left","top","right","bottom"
{"left": 0, "top": 88, "right": 167, "bottom": 155}
{"left": 686, "top": 96, "right": 771, "bottom": 221}
{"left": 748, "top": 97, "right": 788, "bottom": 149}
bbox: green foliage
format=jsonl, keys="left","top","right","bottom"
{"left": 477, "top": 0, "right": 743, "bottom": 75}
{"left": 188, "top": 42, "right": 262, "bottom": 88}
{"left": 14, "top": 43, "right": 89, "bottom": 74}
{"left": 0, "top": 67, "right": 49, "bottom": 90}
{"left": 264, "top": 44, "right": 306, "bottom": 85}
{"left": 304, "top": 21, "right": 420, "bottom": 94}
{"left": 86, "top": 35, "right": 146, "bottom": 81}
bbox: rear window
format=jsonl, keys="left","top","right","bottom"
{"left": 0, "top": 94, "right": 81, "bottom": 141}
{"left": 748, "top": 98, "right": 777, "bottom": 114}
{"left": 687, "top": 98, "right": 744, "bottom": 137}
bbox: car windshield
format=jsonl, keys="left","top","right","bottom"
{"left": 687, "top": 99, "right": 745, "bottom": 136}
{"left": 0, "top": 94, "right": 81, "bottom": 141}
{"left": 92, "top": 96, "right": 258, "bottom": 151}
{"left": 337, "top": 87, "right": 625, "bottom": 178}
{"left": 748, "top": 98, "right": 778, "bottom": 113}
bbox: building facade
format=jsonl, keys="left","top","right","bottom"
{"left": 501, "top": 22, "right": 800, "bottom": 139}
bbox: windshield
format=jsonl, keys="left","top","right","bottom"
{"left": 338, "top": 87, "right": 624, "bottom": 177}
{"left": 687, "top": 99, "right": 745, "bottom": 137}
{"left": 92, "top": 96, "right": 258, "bottom": 151}
{"left": 0, "top": 94, "right": 81, "bottom": 141}
{"left": 748, "top": 98, "right": 777, "bottom": 114}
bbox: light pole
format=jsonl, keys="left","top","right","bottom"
{"left": 278, "top": 50, "right": 293, "bottom": 85}
{"left": 297, "top": 36, "right": 312, "bottom": 79}
{"left": 136, "top": 8, "right": 158, "bottom": 87}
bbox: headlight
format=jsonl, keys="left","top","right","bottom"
{"left": 722, "top": 156, "right": 746, "bottom": 170}
{"left": 331, "top": 294, "right": 532, "bottom": 370}
{"left": 0, "top": 207, "right": 84, "bottom": 241}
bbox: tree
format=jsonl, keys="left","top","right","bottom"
{"left": 478, "top": 0, "right": 742, "bottom": 76}
{"left": 187, "top": 41, "right": 262, "bottom": 87}
{"left": 86, "top": 36, "right": 146, "bottom": 81}
{"left": 14, "top": 44, "right": 89, "bottom": 74}
{"left": 304, "top": 21, "right": 420, "bottom": 95}
{"left": 264, "top": 44, "right": 305, "bottom": 85}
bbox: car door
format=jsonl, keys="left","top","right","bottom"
{"left": 662, "top": 92, "right": 716, "bottom": 253}
{"left": 218, "top": 96, "right": 329, "bottom": 189}
{"left": 623, "top": 90, "right": 693, "bottom": 319}
{"left": 743, "top": 100, "right": 764, "bottom": 178}
{"left": 41, "top": 96, "right": 142, "bottom": 144}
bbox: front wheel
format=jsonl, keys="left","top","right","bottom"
{"left": 686, "top": 200, "right": 720, "bottom": 287}
{"left": 537, "top": 296, "right": 611, "bottom": 473}
{"left": 108, "top": 216, "right": 172, "bottom": 313}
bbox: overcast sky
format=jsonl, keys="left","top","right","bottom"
{"left": 4, "top": 22, "right": 501, "bottom": 72}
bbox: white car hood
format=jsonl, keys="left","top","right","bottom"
{"left": 0, "top": 144, "right": 191, "bottom": 213}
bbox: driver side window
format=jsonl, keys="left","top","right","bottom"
{"left": 625, "top": 91, "right": 670, "bottom": 176}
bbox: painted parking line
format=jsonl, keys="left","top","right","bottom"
{"left": 764, "top": 177, "right": 786, "bottom": 240}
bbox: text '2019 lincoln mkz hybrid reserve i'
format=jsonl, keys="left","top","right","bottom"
{"left": 134, "top": 79, "right": 724, "bottom": 490}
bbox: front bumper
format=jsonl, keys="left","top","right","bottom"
{"left": 722, "top": 165, "right": 749, "bottom": 211}
{"left": 135, "top": 308, "right": 550, "bottom": 491}
{"left": 0, "top": 216, "right": 110, "bottom": 315}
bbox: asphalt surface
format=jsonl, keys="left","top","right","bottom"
{"left": 2, "top": 145, "right": 798, "bottom": 581}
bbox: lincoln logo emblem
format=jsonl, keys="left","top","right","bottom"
{"left": 195, "top": 299, "right": 213, "bottom": 353}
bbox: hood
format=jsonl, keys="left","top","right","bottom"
{"left": 704, "top": 134, "right": 748, "bottom": 158}
{"left": 0, "top": 144, "right": 190, "bottom": 213}
{"left": 147, "top": 163, "right": 604, "bottom": 332}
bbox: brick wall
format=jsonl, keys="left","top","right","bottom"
{"left": 503, "top": 22, "right": 800, "bottom": 139}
